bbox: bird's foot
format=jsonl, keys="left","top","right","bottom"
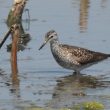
{"left": 73, "top": 71, "right": 80, "bottom": 76}
{"left": 72, "top": 71, "right": 81, "bottom": 81}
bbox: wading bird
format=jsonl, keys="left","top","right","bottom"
{"left": 39, "top": 30, "right": 110, "bottom": 74}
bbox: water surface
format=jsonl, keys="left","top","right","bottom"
{"left": 0, "top": 0, "right": 110, "bottom": 110}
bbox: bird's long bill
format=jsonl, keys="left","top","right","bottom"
{"left": 39, "top": 41, "right": 47, "bottom": 50}
{"left": 39, "top": 37, "right": 51, "bottom": 50}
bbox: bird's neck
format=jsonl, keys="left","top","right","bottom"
{"left": 50, "top": 39, "right": 59, "bottom": 50}
{"left": 50, "top": 38, "right": 59, "bottom": 45}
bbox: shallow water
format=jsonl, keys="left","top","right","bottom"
{"left": 0, "top": 0, "right": 110, "bottom": 110}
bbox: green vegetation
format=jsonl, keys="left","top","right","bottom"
{"left": 73, "top": 101, "right": 104, "bottom": 110}
{"left": 23, "top": 101, "right": 104, "bottom": 110}
{"left": 83, "top": 101, "right": 104, "bottom": 110}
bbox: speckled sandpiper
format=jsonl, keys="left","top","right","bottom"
{"left": 39, "top": 30, "right": 110, "bottom": 74}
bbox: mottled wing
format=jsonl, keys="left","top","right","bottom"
{"left": 60, "top": 44, "right": 109, "bottom": 65}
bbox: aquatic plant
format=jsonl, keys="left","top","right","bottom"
{"left": 73, "top": 101, "right": 104, "bottom": 110}
{"left": 23, "top": 101, "right": 104, "bottom": 110}
{"left": 82, "top": 101, "right": 104, "bottom": 110}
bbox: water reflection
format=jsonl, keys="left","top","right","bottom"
{"left": 6, "top": 3, "right": 31, "bottom": 52}
{"left": 79, "top": 0, "right": 89, "bottom": 32}
{"left": 0, "top": 68, "right": 4, "bottom": 75}
{"left": 6, "top": 23, "right": 31, "bottom": 52}
{"left": 23, "top": 8, "right": 30, "bottom": 31}
{"left": 48, "top": 73, "right": 110, "bottom": 108}
{"left": 101, "top": 0, "right": 108, "bottom": 8}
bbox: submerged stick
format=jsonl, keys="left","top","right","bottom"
{"left": 0, "top": 28, "right": 11, "bottom": 49}
{"left": 11, "top": 24, "right": 19, "bottom": 84}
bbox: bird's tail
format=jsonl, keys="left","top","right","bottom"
{"left": 107, "top": 54, "right": 110, "bottom": 57}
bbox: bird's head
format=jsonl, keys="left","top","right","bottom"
{"left": 39, "top": 30, "right": 58, "bottom": 50}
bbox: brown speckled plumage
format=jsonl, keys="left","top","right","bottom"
{"left": 39, "top": 30, "right": 110, "bottom": 74}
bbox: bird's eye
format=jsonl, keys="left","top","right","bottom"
{"left": 50, "top": 36, "right": 53, "bottom": 38}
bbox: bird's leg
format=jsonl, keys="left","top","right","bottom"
{"left": 73, "top": 71, "right": 81, "bottom": 81}
{"left": 73, "top": 70, "right": 80, "bottom": 75}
